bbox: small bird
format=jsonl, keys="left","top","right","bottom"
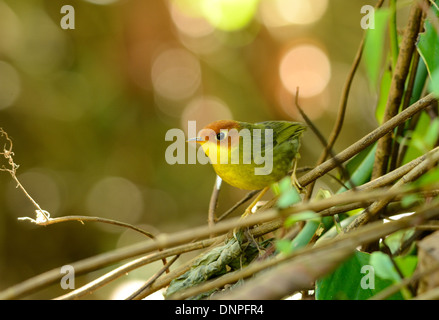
{"left": 189, "top": 120, "right": 306, "bottom": 215}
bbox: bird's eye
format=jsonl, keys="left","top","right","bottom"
{"left": 216, "top": 132, "right": 226, "bottom": 141}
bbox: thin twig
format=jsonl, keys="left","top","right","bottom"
{"left": 0, "top": 128, "right": 50, "bottom": 221}
{"left": 294, "top": 88, "right": 356, "bottom": 199}
{"left": 54, "top": 239, "right": 213, "bottom": 300}
{"left": 217, "top": 190, "right": 259, "bottom": 221}
{"left": 126, "top": 255, "right": 180, "bottom": 300}
{"left": 19, "top": 215, "right": 157, "bottom": 239}
{"left": 57, "top": 237, "right": 225, "bottom": 300}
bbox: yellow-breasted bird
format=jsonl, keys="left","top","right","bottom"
{"left": 190, "top": 120, "right": 306, "bottom": 215}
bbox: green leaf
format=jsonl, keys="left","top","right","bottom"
{"left": 394, "top": 255, "right": 418, "bottom": 278}
{"left": 401, "top": 194, "right": 422, "bottom": 208}
{"left": 277, "top": 177, "right": 301, "bottom": 209}
{"left": 284, "top": 210, "right": 319, "bottom": 228}
{"left": 403, "top": 112, "right": 439, "bottom": 164}
{"left": 278, "top": 176, "right": 291, "bottom": 193}
{"left": 370, "top": 252, "right": 401, "bottom": 283}
{"left": 375, "top": 69, "right": 392, "bottom": 123}
{"left": 424, "top": 117, "right": 439, "bottom": 148}
{"left": 418, "top": 12, "right": 439, "bottom": 78}
{"left": 276, "top": 214, "right": 321, "bottom": 255}
{"left": 337, "top": 143, "right": 376, "bottom": 193}
{"left": 370, "top": 252, "right": 414, "bottom": 299}
{"left": 363, "top": 8, "right": 390, "bottom": 90}
{"left": 384, "top": 229, "right": 416, "bottom": 256}
{"left": 410, "top": 58, "right": 429, "bottom": 105}
{"left": 429, "top": 68, "right": 439, "bottom": 96}
{"left": 416, "top": 165, "right": 439, "bottom": 187}
{"left": 316, "top": 251, "right": 404, "bottom": 300}
{"left": 277, "top": 189, "right": 301, "bottom": 209}
{"left": 418, "top": 3, "right": 439, "bottom": 97}
{"left": 388, "top": 0, "right": 399, "bottom": 69}
{"left": 275, "top": 239, "right": 293, "bottom": 255}
{"left": 343, "top": 143, "right": 374, "bottom": 180}
{"left": 289, "top": 219, "right": 322, "bottom": 251}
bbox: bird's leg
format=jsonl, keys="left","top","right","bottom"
{"left": 243, "top": 228, "right": 265, "bottom": 256}
{"left": 290, "top": 156, "right": 303, "bottom": 192}
{"left": 242, "top": 186, "right": 269, "bottom": 218}
{"left": 232, "top": 187, "right": 269, "bottom": 239}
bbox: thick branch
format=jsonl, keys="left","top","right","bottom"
{"left": 372, "top": 1, "right": 424, "bottom": 179}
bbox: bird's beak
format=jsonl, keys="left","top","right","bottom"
{"left": 187, "top": 137, "right": 204, "bottom": 143}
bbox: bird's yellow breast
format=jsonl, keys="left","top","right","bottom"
{"left": 202, "top": 143, "right": 292, "bottom": 190}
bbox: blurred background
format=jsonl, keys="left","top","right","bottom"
{"left": 0, "top": 0, "right": 400, "bottom": 298}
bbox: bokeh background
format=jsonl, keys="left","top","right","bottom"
{"left": 0, "top": 0, "right": 406, "bottom": 299}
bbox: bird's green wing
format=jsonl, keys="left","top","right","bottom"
{"left": 255, "top": 121, "right": 306, "bottom": 147}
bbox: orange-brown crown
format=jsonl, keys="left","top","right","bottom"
{"left": 197, "top": 120, "right": 241, "bottom": 148}
{"left": 204, "top": 120, "right": 240, "bottom": 132}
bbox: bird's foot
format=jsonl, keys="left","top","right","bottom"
{"left": 291, "top": 173, "right": 304, "bottom": 193}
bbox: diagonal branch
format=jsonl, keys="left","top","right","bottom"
{"left": 346, "top": 147, "right": 439, "bottom": 231}
{"left": 299, "top": 93, "right": 437, "bottom": 187}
